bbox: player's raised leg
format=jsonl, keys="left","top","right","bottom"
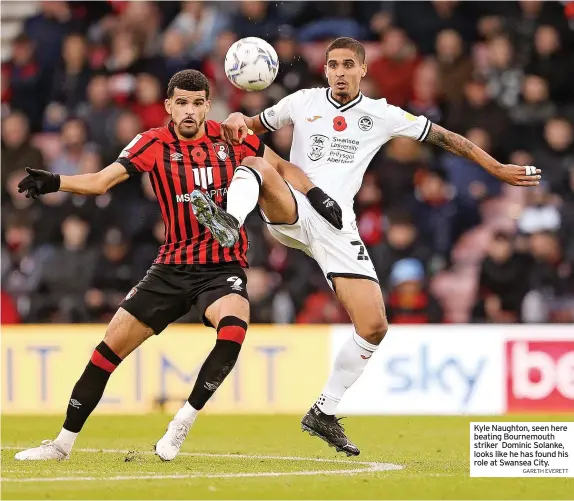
{"left": 15, "top": 308, "right": 154, "bottom": 460}
{"left": 302, "top": 277, "right": 387, "bottom": 456}
{"left": 190, "top": 155, "right": 298, "bottom": 247}
{"left": 155, "top": 293, "right": 250, "bottom": 461}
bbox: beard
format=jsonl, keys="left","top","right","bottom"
{"left": 177, "top": 116, "right": 205, "bottom": 139}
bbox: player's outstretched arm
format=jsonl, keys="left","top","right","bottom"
{"left": 424, "top": 123, "right": 542, "bottom": 187}
{"left": 18, "top": 163, "right": 129, "bottom": 199}
{"left": 221, "top": 113, "right": 268, "bottom": 145}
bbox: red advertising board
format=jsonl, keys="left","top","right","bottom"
{"left": 506, "top": 341, "right": 574, "bottom": 412}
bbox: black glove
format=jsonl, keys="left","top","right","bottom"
{"left": 17, "top": 167, "right": 61, "bottom": 199}
{"left": 306, "top": 187, "right": 343, "bottom": 230}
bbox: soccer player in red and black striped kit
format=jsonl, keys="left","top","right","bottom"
{"left": 15, "top": 70, "right": 343, "bottom": 461}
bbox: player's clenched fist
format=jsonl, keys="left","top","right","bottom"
{"left": 17, "top": 167, "right": 61, "bottom": 199}
{"left": 221, "top": 112, "right": 249, "bottom": 145}
{"left": 493, "top": 165, "right": 542, "bottom": 187}
{"left": 306, "top": 187, "right": 343, "bottom": 230}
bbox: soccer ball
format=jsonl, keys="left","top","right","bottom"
{"left": 224, "top": 37, "right": 279, "bottom": 92}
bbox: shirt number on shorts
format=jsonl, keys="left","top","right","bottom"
{"left": 351, "top": 241, "right": 369, "bottom": 261}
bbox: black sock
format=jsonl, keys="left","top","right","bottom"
{"left": 63, "top": 342, "right": 122, "bottom": 433}
{"left": 188, "top": 317, "right": 247, "bottom": 410}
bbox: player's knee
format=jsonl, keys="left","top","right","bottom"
{"left": 240, "top": 156, "right": 272, "bottom": 179}
{"left": 357, "top": 315, "right": 388, "bottom": 345}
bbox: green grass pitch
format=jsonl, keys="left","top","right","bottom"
{"left": 2, "top": 414, "right": 573, "bottom": 499}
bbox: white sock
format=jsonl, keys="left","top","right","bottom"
{"left": 54, "top": 428, "right": 78, "bottom": 454}
{"left": 174, "top": 401, "right": 199, "bottom": 426}
{"left": 226, "top": 166, "right": 262, "bottom": 226}
{"left": 316, "top": 331, "right": 378, "bottom": 415}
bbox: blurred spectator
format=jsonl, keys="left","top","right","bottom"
{"left": 509, "top": 75, "right": 557, "bottom": 151}
{"left": 85, "top": 228, "right": 133, "bottom": 322}
{"left": 517, "top": 184, "right": 561, "bottom": 235}
{"left": 522, "top": 231, "right": 574, "bottom": 323}
{"left": 245, "top": 267, "right": 287, "bottom": 323}
{"left": 484, "top": 35, "right": 522, "bottom": 110}
{"left": 2, "top": 34, "right": 43, "bottom": 130}
{"left": 355, "top": 172, "right": 385, "bottom": 248}
{"left": 131, "top": 73, "right": 169, "bottom": 130}
{"left": 472, "top": 231, "right": 531, "bottom": 323}
{"left": 369, "top": 28, "right": 420, "bottom": 107}
{"left": 373, "top": 137, "right": 429, "bottom": 210}
{"left": 435, "top": 29, "right": 474, "bottom": 104}
{"left": 409, "top": 167, "right": 459, "bottom": 263}
{"left": 24, "top": 1, "right": 79, "bottom": 71}
{"left": 273, "top": 31, "right": 312, "bottom": 95}
{"left": 440, "top": 128, "right": 502, "bottom": 215}
{"left": 525, "top": 25, "right": 572, "bottom": 103}
{"left": 505, "top": 0, "right": 570, "bottom": 68}
{"left": 31, "top": 214, "right": 97, "bottom": 322}
{"left": 296, "top": 285, "right": 350, "bottom": 323}
{"left": 161, "top": 30, "right": 195, "bottom": 81}
{"left": 533, "top": 117, "right": 574, "bottom": 192}
{"left": 395, "top": 1, "right": 475, "bottom": 55}
{"left": 296, "top": 2, "right": 366, "bottom": 42}
{"left": 1, "top": 112, "right": 44, "bottom": 191}
{"left": 232, "top": 1, "right": 277, "bottom": 40}
{"left": 168, "top": 1, "right": 228, "bottom": 61}
{"left": 371, "top": 210, "right": 434, "bottom": 293}
{"left": 406, "top": 58, "right": 443, "bottom": 124}
{"left": 50, "top": 118, "right": 96, "bottom": 177}
{"left": 77, "top": 75, "right": 122, "bottom": 148}
{"left": 386, "top": 258, "right": 443, "bottom": 324}
{"left": 102, "top": 110, "right": 143, "bottom": 167}
{"left": 49, "top": 33, "right": 92, "bottom": 115}
{"left": 444, "top": 76, "right": 510, "bottom": 158}
{"left": 202, "top": 30, "right": 241, "bottom": 108}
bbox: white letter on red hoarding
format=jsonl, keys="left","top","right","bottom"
{"left": 513, "top": 342, "right": 555, "bottom": 400}
{"left": 557, "top": 352, "right": 574, "bottom": 399}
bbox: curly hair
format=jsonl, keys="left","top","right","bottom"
{"left": 167, "top": 69, "right": 210, "bottom": 99}
{"left": 325, "top": 37, "right": 366, "bottom": 64}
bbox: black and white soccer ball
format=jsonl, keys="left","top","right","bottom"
{"left": 224, "top": 37, "right": 279, "bottom": 91}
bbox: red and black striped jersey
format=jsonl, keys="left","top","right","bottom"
{"left": 116, "top": 120, "right": 264, "bottom": 267}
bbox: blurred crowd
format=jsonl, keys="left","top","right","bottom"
{"left": 2, "top": 1, "right": 574, "bottom": 325}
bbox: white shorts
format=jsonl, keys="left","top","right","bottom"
{"left": 261, "top": 186, "right": 379, "bottom": 290}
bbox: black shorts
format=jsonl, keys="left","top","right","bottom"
{"left": 119, "top": 262, "right": 249, "bottom": 333}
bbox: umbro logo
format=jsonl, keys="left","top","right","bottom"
{"left": 69, "top": 399, "right": 82, "bottom": 408}
{"left": 306, "top": 116, "right": 322, "bottom": 122}
{"left": 170, "top": 152, "right": 183, "bottom": 161}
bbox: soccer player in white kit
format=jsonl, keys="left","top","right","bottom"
{"left": 195, "top": 38, "right": 542, "bottom": 456}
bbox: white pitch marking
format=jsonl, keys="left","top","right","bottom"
{"left": 2, "top": 446, "right": 403, "bottom": 483}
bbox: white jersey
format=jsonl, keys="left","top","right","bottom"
{"left": 260, "top": 87, "right": 431, "bottom": 230}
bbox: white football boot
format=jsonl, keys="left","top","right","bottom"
{"left": 15, "top": 440, "right": 69, "bottom": 460}
{"left": 154, "top": 420, "right": 191, "bottom": 461}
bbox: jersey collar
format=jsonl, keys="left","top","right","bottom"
{"left": 326, "top": 88, "right": 363, "bottom": 112}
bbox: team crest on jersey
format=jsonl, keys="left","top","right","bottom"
{"left": 358, "top": 116, "right": 373, "bottom": 131}
{"left": 307, "top": 134, "right": 329, "bottom": 161}
{"left": 212, "top": 143, "right": 229, "bottom": 161}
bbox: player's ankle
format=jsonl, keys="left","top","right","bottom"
{"left": 55, "top": 428, "right": 78, "bottom": 454}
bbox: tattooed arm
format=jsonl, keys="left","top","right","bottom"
{"left": 424, "top": 123, "right": 541, "bottom": 187}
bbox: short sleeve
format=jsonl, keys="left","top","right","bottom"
{"left": 386, "top": 105, "right": 431, "bottom": 142}
{"left": 240, "top": 130, "right": 265, "bottom": 160}
{"left": 259, "top": 91, "right": 300, "bottom": 132}
{"left": 115, "top": 132, "right": 158, "bottom": 175}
